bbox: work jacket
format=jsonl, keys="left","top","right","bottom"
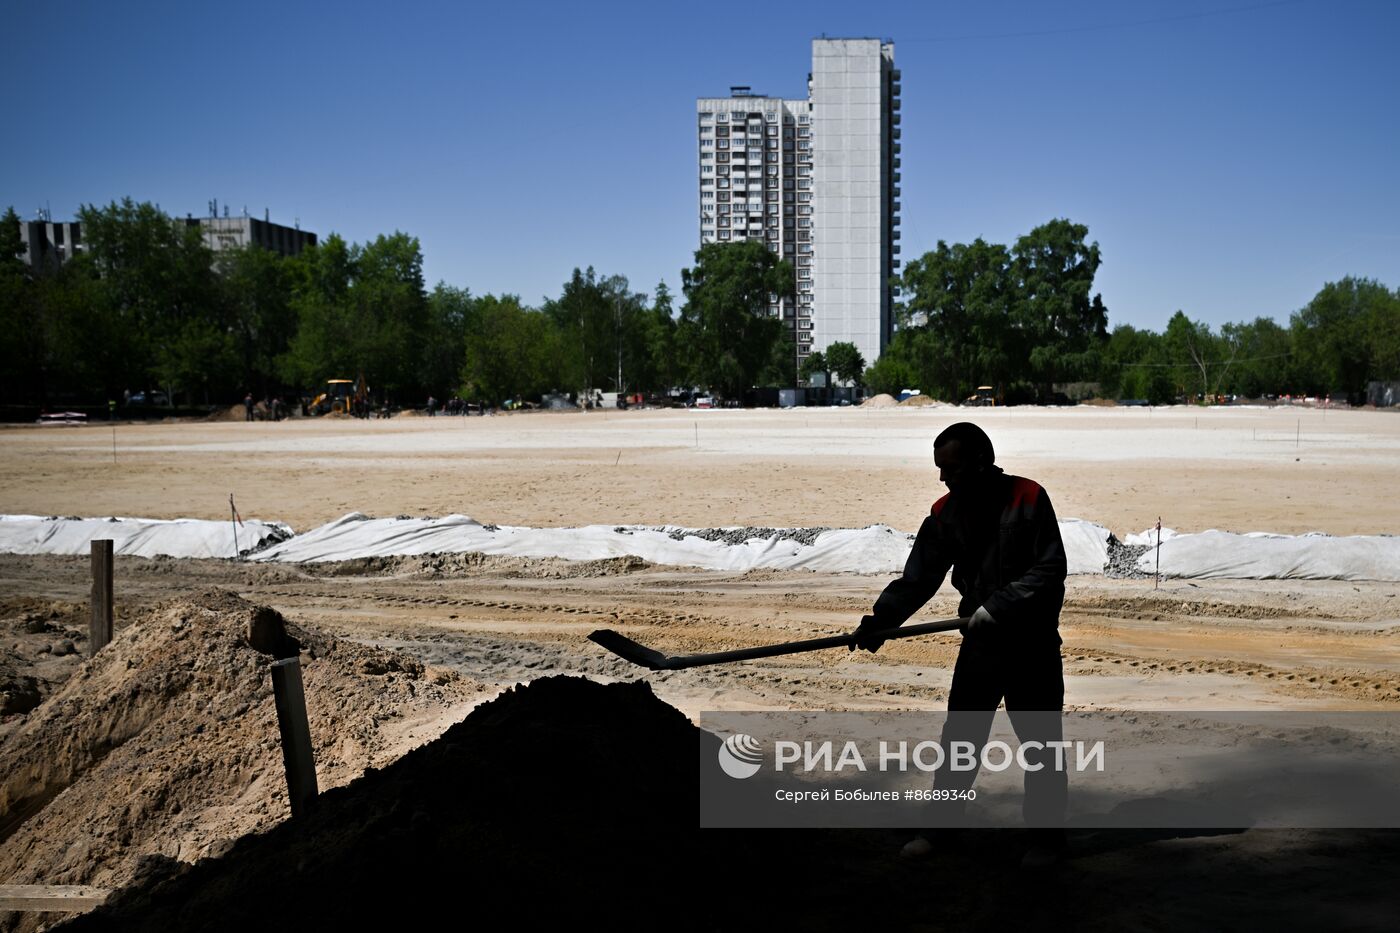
{"left": 869, "top": 467, "right": 1067, "bottom": 648}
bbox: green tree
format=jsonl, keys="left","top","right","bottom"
{"left": 898, "top": 237, "right": 1013, "bottom": 400}
{"left": 1219, "top": 317, "right": 1293, "bottom": 398}
{"left": 0, "top": 207, "right": 36, "bottom": 403}
{"left": 544, "top": 267, "right": 618, "bottom": 396}
{"left": 462, "top": 295, "right": 557, "bottom": 404}
{"left": 1162, "top": 310, "right": 1226, "bottom": 402}
{"left": 218, "top": 244, "right": 294, "bottom": 397}
{"left": 423, "top": 284, "right": 475, "bottom": 395}
{"left": 825, "top": 341, "right": 866, "bottom": 386}
{"left": 76, "top": 198, "right": 224, "bottom": 401}
{"left": 677, "top": 241, "right": 794, "bottom": 399}
{"left": 798, "top": 349, "right": 828, "bottom": 384}
{"left": 635, "top": 281, "right": 679, "bottom": 393}
{"left": 282, "top": 232, "right": 430, "bottom": 401}
{"left": 863, "top": 351, "right": 917, "bottom": 397}
{"left": 1290, "top": 277, "right": 1398, "bottom": 396}
{"left": 1010, "top": 219, "right": 1109, "bottom": 394}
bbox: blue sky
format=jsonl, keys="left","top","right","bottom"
{"left": 5, "top": 0, "right": 1397, "bottom": 332}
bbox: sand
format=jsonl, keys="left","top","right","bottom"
{"left": 1, "top": 406, "right": 1397, "bottom": 536}
{"left": 2, "top": 406, "right": 1399, "bottom": 929}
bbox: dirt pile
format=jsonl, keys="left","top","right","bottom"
{"left": 0, "top": 590, "right": 484, "bottom": 927}
{"left": 898, "top": 394, "right": 941, "bottom": 407}
{"left": 860, "top": 393, "right": 899, "bottom": 408}
{"left": 0, "top": 600, "right": 89, "bottom": 727}
{"left": 62, "top": 676, "right": 728, "bottom": 928}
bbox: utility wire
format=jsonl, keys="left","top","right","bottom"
{"left": 1120, "top": 352, "right": 1293, "bottom": 367}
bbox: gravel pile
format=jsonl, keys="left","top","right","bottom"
{"left": 1105, "top": 537, "right": 1152, "bottom": 578}
{"left": 662, "top": 526, "right": 832, "bottom": 547}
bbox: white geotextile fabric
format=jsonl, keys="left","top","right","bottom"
{"left": 252, "top": 513, "right": 1113, "bottom": 575}
{"left": 1131, "top": 529, "right": 1400, "bottom": 582}
{"left": 1060, "top": 520, "right": 1112, "bottom": 575}
{"left": 3, "top": 514, "right": 1394, "bottom": 581}
{"left": 0, "top": 514, "right": 291, "bottom": 560}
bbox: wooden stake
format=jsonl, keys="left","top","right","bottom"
{"left": 271, "top": 658, "right": 318, "bottom": 818}
{"left": 89, "top": 540, "right": 113, "bottom": 656}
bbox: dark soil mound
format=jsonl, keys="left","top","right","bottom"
{"left": 54, "top": 677, "right": 1400, "bottom": 932}
{"left": 64, "top": 676, "right": 777, "bottom": 929}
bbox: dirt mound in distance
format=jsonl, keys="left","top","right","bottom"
{"left": 204, "top": 405, "right": 248, "bottom": 423}
{"left": 860, "top": 393, "right": 899, "bottom": 408}
{"left": 0, "top": 590, "right": 485, "bottom": 927}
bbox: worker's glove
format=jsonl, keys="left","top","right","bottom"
{"left": 961, "top": 605, "right": 996, "bottom": 634}
{"left": 850, "top": 615, "right": 893, "bottom": 654}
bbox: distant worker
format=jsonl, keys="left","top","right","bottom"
{"left": 851, "top": 422, "right": 1069, "bottom": 869}
{"left": 244, "top": 393, "right": 255, "bottom": 422}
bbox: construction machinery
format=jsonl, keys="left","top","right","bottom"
{"left": 308, "top": 377, "right": 370, "bottom": 416}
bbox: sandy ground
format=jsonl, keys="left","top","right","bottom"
{"left": 3, "top": 406, "right": 1399, "bottom": 929}
{"left": 3, "top": 405, "right": 1397, "bottom": 715}
{"left": 3, "top": 405, "right": 1398, "bottom": 535}
{"left": 3, "top": 554, "right": 1396, "bottom": 717}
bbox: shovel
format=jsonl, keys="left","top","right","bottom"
{"left": 588, "top": 616, "right": 967, "bottom": 671}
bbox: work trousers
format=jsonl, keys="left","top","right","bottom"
{"left": 932, "top": 638, "right": 1068, "bottom": 828}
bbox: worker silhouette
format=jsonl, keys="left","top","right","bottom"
{"left": 852, "top": 422, "right": 1068, "bottom": 868}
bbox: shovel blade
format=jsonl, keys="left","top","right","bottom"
{"left": 588, "top": 629, "right": 671, "bottom": 671}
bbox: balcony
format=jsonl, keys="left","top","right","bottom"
{"left": 892, "top": 127, "right": 901, "bottom": 139}
{"left": 892, "top": 112, "right": 900, "bottom": 125}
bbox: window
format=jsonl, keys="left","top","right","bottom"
{"left": 798, "top": 192, "right": 812, "bottom": 202}
{"left": 765, "top": 112, "right": 777, "bottom": 122}
{"left": 702, "top": 166, "right": 713, "bottom": 174}
{"left": 720, "top": 231, "right": 730, "bottom": 239}
{"left": 718, "top": 139, "right": 729, "bottom": 149}
{"left": 717, "top": 192, "right": 730, "bottom": 201}
{"left": 799, "top": 115, "right": 811, "bottom": 124}
{"left": 718, "top": 179, "right": 729, "bottom": 188}
{"left": 798, "top": 179, "right": 811, "bottom": 188}
{"left": 717, "top": 113, "right": 728, "bottom": 122}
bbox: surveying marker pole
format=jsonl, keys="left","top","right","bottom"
{"left": 270, "top": 657, "right": 318, "bottom": 818}
{"left": 89, "top": 539, "right": 113, "bottom": 657}
{"left": 229, "top": 493, "right": 241, "bottom": 560}
{"left": 1154, "top": 517, "right": 1162, "bottom": 590}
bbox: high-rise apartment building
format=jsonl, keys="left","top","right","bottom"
{"left": 697, "top": 38, "right": 899, "bottom": 376}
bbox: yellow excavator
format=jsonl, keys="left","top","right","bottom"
{"left": 309, "top": 376, "right": 369, "bottom": 416}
